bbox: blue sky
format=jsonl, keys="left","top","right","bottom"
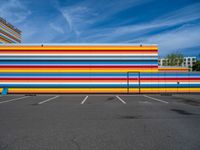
{"left": 0, "top": 0, "right": 200, "bottom": 57}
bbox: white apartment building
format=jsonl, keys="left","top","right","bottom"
{"left": 183, "top": 57, "right": 197, "bottom": 68}
{"left": 158, "top": 57, "right": 197, "bottom": 68}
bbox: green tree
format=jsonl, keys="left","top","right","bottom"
{"left": 166, "top": 52, "right": 184, "bottom": 66}
{"left": 192, "top": 61, "right": 200, "bottom": 71}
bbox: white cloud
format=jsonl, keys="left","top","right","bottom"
{"left": 156, "top": 3, "right": 200, "bottom": 27}
{"left": 0, "top": 0, "right": 31, "bottom": 24}
{"left": 60, "top": 5, "right": 96, "bottom": 37}
{"left": 50, "top": 23, "right": 65, "bottom": 34}
{"left": 58, "top": 0, "right": 152, "bottom": 41}
{"left": 76, "top": 2, "right": 200, "bottom": 56}
{"left": 1, "top": 0, "right": 199, "bottom": 55}
{"left": 142, "top": 24, "right": 200, "bottom": 55}
{"left": 92, "top": 2, "right": 200, "bottom": 42}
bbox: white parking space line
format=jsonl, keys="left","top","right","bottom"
{"left": 143, "top": 95, "right": 168, "bottom": 104}
{"left": 0, "top": 96, "right": 30, "bottom": 104}
{"left": 81, "top": 96, "right": 88, "bottom": 104}
{"left": 116, "top": 96, "right": 126, "bottom": 104}
{"left": 38, "top": 96, "right": 59, "bottom": 105}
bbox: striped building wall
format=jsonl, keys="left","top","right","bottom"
{"left": 128, "top": 72, "right": 200, "bottom": 93}
{"left": 0, "top": 18, "right": 21, "bottom": 43}
{"left": 0, "top": 44, "right": 199, "bottom": 94}
{"left": 0, "top": 44, "right": 158, "bottom": 73}
{"left": 0, "top": 72, "right": 199, "bottom": 94}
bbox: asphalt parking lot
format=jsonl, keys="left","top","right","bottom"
{"left": 0, "top": 94, "right": 200, "bottom": 150}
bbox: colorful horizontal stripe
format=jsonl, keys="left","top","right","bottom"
{"left": 0, "top": 20, "right": 21, "bottom": 44}
{"left": 0, "top": 45, "right": 158, "bottom": 73}
{"left": 0, "top": 56, "right": 157, "bottom": 61}
{"left": 0, "top": 44, "right": 200, "bottom": 94}
{"left": 0, "top": 45, "right": 157, "bottom": 50}
{"left": 0, "top": 72, "right": 199, "bottom": 93}
{"left": 158, "top": 67, "right": 189, "bottom": 72}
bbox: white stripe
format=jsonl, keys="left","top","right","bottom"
{"left": 0, "top": 96, "right": 29, "bottom": 104}
{"left": 116, "top": 96, "right": 126, "bottom": 104}
{"left": 38, "top": 96, "right": 59, "bottom": 105}
{"left": 143, "top": 95, "right": 168, "bottom": 104}
{"left": 0, "top": 57, "right": 157, "bottom": 60}
{"left": 81, "top": 96, "right": 88, "bottom": 104}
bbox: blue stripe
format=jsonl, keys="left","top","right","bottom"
{"left": 0, "top": 60, "right": 158, "bottom": 64}
{"left": 0, "top": 84, "right": 199, "bottom": 88}
{"left": 139, "top": 84, "right": 200, "bottom": 88}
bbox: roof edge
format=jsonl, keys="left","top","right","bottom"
{"left": 0, "top": 43, "right": 158, "bottom": 46}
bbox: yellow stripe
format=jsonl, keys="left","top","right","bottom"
{"left": 139, "top": 88, "right": 200, "bottom": 93}
{"left": 6, "top": 87, "right": 200, "bottom": 94}
{"left": 0, "top": 46, "right": 158, "bottom": 50}
{"left": 8, "top": 88, "right": 127, "bottom": 93}
{"left": 158, "top": 68, "right": 188, "bottom": 70}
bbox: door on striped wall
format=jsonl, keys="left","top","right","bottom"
{"left": 127, "top": 72, "right": 140, "bottom": 94}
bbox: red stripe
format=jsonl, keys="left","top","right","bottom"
{"left": 0, "top": 50, "right": 157, "bottom": 53}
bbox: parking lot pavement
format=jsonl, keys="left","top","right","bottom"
{"left": 147, "top": 94, "right": 200, "bottom": 107}
{"left": 0, "top": 94, "right": 199, "bottom": 150}
{"left": 174, "top": 94, "right": 200, "bottom": 101}
{"left": 80, "top": 95, "right": 126, "bottom": 104}
{"left": 0, "top": 95, "right": 23, "bottom": 102}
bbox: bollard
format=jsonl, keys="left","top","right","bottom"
{"left": 2, "top": 88, "right": 8, "bottom": 95}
